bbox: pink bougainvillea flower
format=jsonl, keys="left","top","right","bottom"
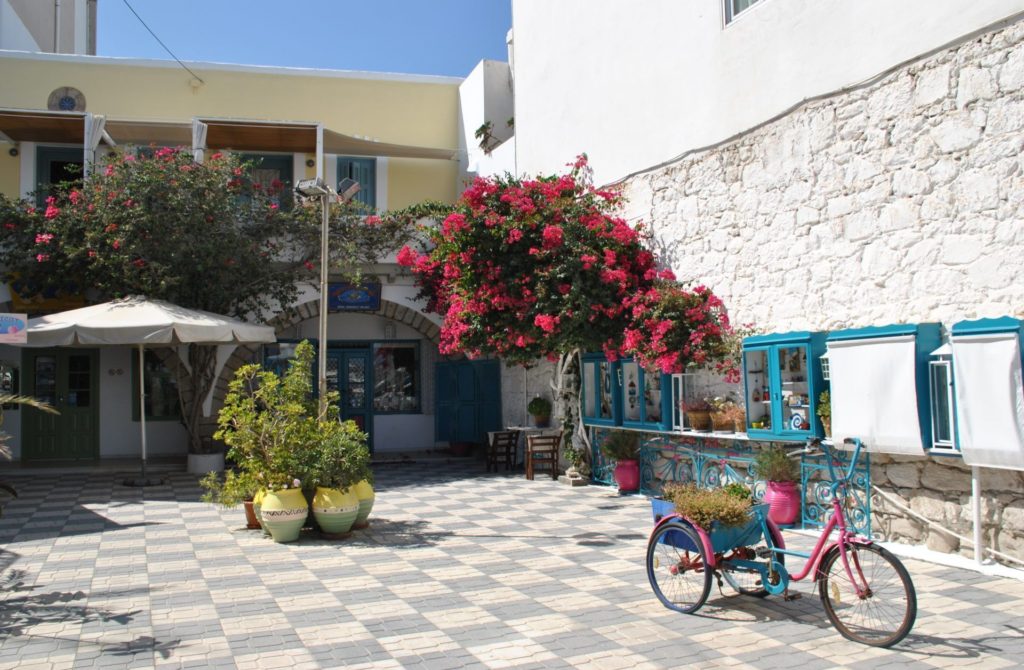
{"left": 303, "top": 260, "right": 315, "bottom": 271}
{"left": 35, "top": 233, "right": 54, "bottom": 245}
{"left": 35, "top": 253, "right": 50, "bottom": 262}
{"left": 44, "top": 205, "right": 60, "bottom": 219}
{"left": 365, "top": 215, "right": 381, "bottom": 226}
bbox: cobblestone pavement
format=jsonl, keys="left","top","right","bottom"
{"left": 1, "top": 462, "right": 1023, "bottom": 669}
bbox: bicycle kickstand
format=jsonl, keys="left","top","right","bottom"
{"left": 782, "top": 587, "right": 802, "bottom": 602}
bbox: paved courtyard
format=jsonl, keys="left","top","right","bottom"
{"left": 1, "top": 461, "right": 1023, "bottom": 669}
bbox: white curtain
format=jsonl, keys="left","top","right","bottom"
{"left": 191, "top": 120, "right": 208, "bottom": 163}
{"left": 951, "top": 333, "right": 1024, "bottom": 470}
{"left": 828, "top": 335, "right": 925, "bottom": 454}
{"left": 83, "top": 114, "right": 106, "bottom": 177}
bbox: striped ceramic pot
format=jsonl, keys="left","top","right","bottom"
{"left": 311, "top": 486, "right": 359, "bottom": 536}
{"left": 259, "top": 488, "right": 308, "bottom": 543}
{"left": 352, "top": 480, "right": 375, "bottom": 529}
{"left": 252, "top": 489, "right": 271, "bottom": 536}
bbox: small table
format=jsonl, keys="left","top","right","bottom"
{"left": 505, "top": 425, "right": 561, "bottom": 469}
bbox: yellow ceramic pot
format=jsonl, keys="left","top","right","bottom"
{"left": 252, "top": 489, "right": 270, "bottom": 536}
{"left": 260, "top": 488, "right": 308, "bottom": 543}
{"left": 311, "top": 486, "right": 359, "bottom": 535}
{"left": 353, "top": 480, "right": 375, "bottom": 529}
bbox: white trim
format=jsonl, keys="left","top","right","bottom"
{"left": 0, "top": 49, "right": 464, "bottom": 85}
{"left": 376, "top": 157, "right": 388, "bottom": 210}
{"left": 324, "top": 154, "right": 338, "bottom": 196}
{"left": 19, "top": 140, "right": 35, "bottom": 198}
{"left": 315, "top": 123, "right": 323, "bottom": 181}
{"left": 74, "top": 0, "right": 88, "bottom": 55}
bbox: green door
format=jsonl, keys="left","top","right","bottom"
{"left": 22, "top": 349, "right": 99, "bottom": 462}
{"left": 328, "top": 349, "right": 373, "bottom": 452}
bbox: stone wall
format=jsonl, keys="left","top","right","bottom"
{"left": 622, "top": 19, "right": 1024, "bottom": 562}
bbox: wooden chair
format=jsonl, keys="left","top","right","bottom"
{"left": 486, "top": 430, "right": 520, "bottom": 472}
{"left": 526, "top": 433, "right": 560, "bottom": 480}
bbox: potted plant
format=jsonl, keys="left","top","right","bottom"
{"left": 188, "top": 436, "right": 227, "bottom": 476}
{"left": 202, "top": 341, "right": 326, "bottom": 542}
{"left": 708, "top": 396, "right": 740, "bottom": 432}
{"left": 600, "top": 430, "right": 641, "bottom": 493}
{"left": 681, "top": 398, "right": 712, "bottom": 431}
{"left": 527, "top": 396, "right": 552, "bottom": 428}
{"left": 817, "top": 390, "right": 831, "bottom": 437}
{"left": 655, "top": 482, "right": 764, "bottom": 554}
{"left": 753, "top": 446, "right": 801, "bottom": 525}
{"left": 306, "top": 423, "right": 373, "bottom": 537}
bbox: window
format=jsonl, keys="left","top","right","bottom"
{"left": 337, "top": 157, "right": 376, "bottom": 210}
{"left": 725, "top": 0, "right": 762, "bottom": 23}
{"left": 35, "top": 146, "right": 83, "bottom": 205}
{"left": 241, "top": 153, "right": 294, "bottom": 209}
{"left": 263, "top": 342, "right": 301, "bottom": 378}
{"left": 132, "top": 350, "right": 180, "bottom": 421}
{"left": 372, "top": 343, "right": 418, "bottom": 412}
{"left": 929, "top": 358, "right": 957, "bottom": 450}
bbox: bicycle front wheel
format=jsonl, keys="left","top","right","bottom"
{"left": 646, "top": 520, "right": 711, "bottom": 614}
{"left": 818, "top": 543, "right": 916, "bottom": 647}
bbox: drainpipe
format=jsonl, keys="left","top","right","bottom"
{"left": 972, "top": 466, "right": 983, "bottom": 565}
{"left": 54, "top": 0, "right": 62, "bottom": 53}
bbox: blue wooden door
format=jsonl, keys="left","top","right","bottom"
{"left": 328, "top": 350, "right": 373, "bottom": 452}
{"left": 435, "top": 360, "right": 502, "bottom": 447}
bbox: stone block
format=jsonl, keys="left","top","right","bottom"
{"left": 889, "top": 517, "right": 925, "bottom": 542}
{"left": 1001, "top": 502, "right": 1024, "bottom": 532}
{"left": 997, "top": 44, "right": 1024, "bottom": 92}
{"left": 926, "top": 528, "right": 961, "bottom": 553}
{"left": 954, "top": 171, "right": 1000, "bottom": 211}
{"left": 921, "top": 461, "right": 971, "bottom": 492}
{"left": 843, "top": 209, "right": 876, "bottom": 242}
{"left": 892, "top": 169, "right": 932, "bottom": 196}
{"left": 914, "top": 64, "right": 951, "bottom": 107}
{"left": 957, "top": 66, "right": 995, "bottom": 108}
{"left": 910, "top": 491, "right": 949, "bottom": 520}
{"left": 929, "top": 115, "right": 982, "bottom": 153}
{"left": 886, "top": 462, "right": 921, "bottom": 489}
{"left": 861, "top": 241, "right": 900, "bottom": 275}
{"left": 940, "top": 234, "right": 985, "bottom": 265}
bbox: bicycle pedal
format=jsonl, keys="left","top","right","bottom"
{"left": 783, "top": 590, "right": 802, "bottom": 601}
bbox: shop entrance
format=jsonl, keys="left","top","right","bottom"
{"left": 21, "top": 348, "right": 99, "bottom": 462}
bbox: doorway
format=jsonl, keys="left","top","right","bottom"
{"left": 327, "top": 349, "right": 373, "bottom": 452}
{"left": 21, "top": 348, "right": 99, "bottom": 462}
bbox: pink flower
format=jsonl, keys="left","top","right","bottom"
{"left": 303, "top": 260, "right": 315, "bottom": 271}
{"left": 396, "top": 246, "right": 417, "bottom": 267}
{"left": 44, "top": 205, "right": 60, "bottom": 219}
{"left": 506, "top": 228, "right": 523, "bottom": 243}
{"left": 69, "top": 190, "right": 82, "bottom": 205}
{"left": 541, "top": 225, "right": 564, "bottom": 250}
{"left": 87, "top": 250, "right": 97, "bottom": 258}
{"left": 112, "top": 240, "right": 121, "bottom": 250}
{"left": 133, "top": 258, "right": 146, "bottom": 268}
{"left": 35, "top": 253, "right": 50, "bottom": 263}
{"left": 104, "top": 165, "right": 114, "bottom": 177}
{"left": 534, "top": 314, "right": 560, "bottom": 333}
{"left": 210, "top": 152, "right": 223, "bottom": 161}
{"left": 35, "top": 233, "right": 55, "bottom": 245}
{"left": 365, "top": 215, "right": 381, "bottom": 226}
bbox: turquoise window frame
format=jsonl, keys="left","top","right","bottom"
{"left": 620, "top": 358, "right": 672, "bottom": 431}
{"left": 337, "top": 156, "right": 376, "bottom": 210}
{"left": 581, "top": 353, "right": 620, "bottom": 427}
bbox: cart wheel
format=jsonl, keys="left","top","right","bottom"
{"left": 721, "top": 522, "right": 785, "bottom": 598}
{"left": 646, "top": 520, "right": 711, "bottom": 614}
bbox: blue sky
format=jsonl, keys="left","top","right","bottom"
{"left": 98, "top": 0, "right": 512, "bottom": 78}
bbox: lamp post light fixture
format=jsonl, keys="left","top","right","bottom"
{"left": 294, "top": 177, "right": 360, "bottom": 418}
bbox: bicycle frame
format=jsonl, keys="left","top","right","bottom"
{"left": 722, "top": 438, "right": 874, "bottom": 596}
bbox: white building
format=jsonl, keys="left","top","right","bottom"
{"left": 505, "top": 0, "right": 1024, "bottom": 561}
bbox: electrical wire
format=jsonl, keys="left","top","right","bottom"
{"left": 120, "top": 0, "right": 205, "bottom": 84}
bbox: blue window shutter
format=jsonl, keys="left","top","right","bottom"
{"left": 338, "top": 157, "right": 376, "bottom": 209}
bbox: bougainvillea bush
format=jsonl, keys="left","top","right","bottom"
{"left": 397, "top": 156, "right": 736, "bottom": 376}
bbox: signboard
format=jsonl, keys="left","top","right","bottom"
{"left": 0, "top": 313, "right": 27, "bottom": 344}
{"left": 327, "top": 282, "right": 381, "bottom": 312}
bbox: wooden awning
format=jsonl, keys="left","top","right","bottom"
{"left": 201, "top": 119, "right": 319, "bottom": 152}
{"left": 0, "top": 109, "right": 85, "bottom": 143}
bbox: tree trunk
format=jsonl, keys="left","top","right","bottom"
{"left": 174, "top": 343, "right": 218, "bottom": 454}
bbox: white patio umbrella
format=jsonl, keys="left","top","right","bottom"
{"left": 24, "top": 296, "right": 277, "bottom": 484}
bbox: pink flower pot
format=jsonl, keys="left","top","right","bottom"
{"left": 763, "top": 480, "right": 801, "bottom": 525}
{"left": 613, "top": 459, "right": 640, "bottom": 493}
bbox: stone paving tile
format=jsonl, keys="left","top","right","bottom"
{"left": 2, "top": 463, "right": 1024, "bottom": 669}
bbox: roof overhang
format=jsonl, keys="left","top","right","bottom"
{"left": 104, "top": 119, "right": 191, "bottom": 147}
{"left": 323, "top": 129, "right": 456, "bottom": 161}
{"left": 0, "top": 108, "right": 86, "bottom": 143}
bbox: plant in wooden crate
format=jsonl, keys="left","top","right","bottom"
{"left": 681, "top": 398, "right": 712, "bottom": 431}
{"left": 708, "top": 395, "right": 742, "bottom": 432}
{"left": 600, "top": 430, "right": 641, "bottom": 493}
{"left": 753, "top": 446, "right": 801, "bottom": 525}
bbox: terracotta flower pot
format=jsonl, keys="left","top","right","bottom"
{"left": 243, "top": 499, "right": 260, "bottom": 529}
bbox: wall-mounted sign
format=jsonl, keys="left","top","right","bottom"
{"left": 328, "top": 282, "right": 381, "bottom": 312}
{"left": 0, "top": 314, "right": 27, "bottom": 344}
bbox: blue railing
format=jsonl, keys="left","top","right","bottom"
{"left": 589, "top": 427, "right": 871, "bottom": 536}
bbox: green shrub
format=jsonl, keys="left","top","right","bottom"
{"left": 600, "top": 430, "right": 640, "bottom": 461}
{"left": 527, "top": 396, "right": 552, "bottom": 416}
{"left": 753, "top": 445, "right": 799, "bottom": 483}
{"left": 662, "top": 483, "right": 753, "bottom": 530}
{"left": 722, "top": 482, "right": 752, "bottom": 501}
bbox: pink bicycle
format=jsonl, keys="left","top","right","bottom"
{"left": 647, "top": 437, "right": 916, "bottom": 647}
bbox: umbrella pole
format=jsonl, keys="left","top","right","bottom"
{"left": 139, "top": 344, "right": 148, "bottom": 482}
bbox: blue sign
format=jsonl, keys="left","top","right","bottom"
{"left": 328, "top": 282, "right": 381, "bottom": 312}
{"left": 0, "top": 313, "right": 27, "bottom": 344}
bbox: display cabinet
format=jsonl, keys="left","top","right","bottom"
{"left": 620, "top": 358, "right": 673, "bottom": 431}
{"left": 743, "top": 331, "right": 828, "bottom": 440}
{"left": 581, "top": 353, "right": 620, "bottom": 426}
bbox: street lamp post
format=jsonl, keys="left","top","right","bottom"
{"left": 295, "top": 177, "right": 360, "bottom": 418}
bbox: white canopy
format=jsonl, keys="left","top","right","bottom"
{"left": 25, "top": 295, "right": 276, "bottom": 347}
{"left": 22, "top": 296, "right": 276, "bottom": 483}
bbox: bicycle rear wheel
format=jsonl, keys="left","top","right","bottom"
{"left": 818, "top": 543, "right": 916, "bottom": 647}
{"left": 646, "top": 520, "right": 711, "bottom": 614}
